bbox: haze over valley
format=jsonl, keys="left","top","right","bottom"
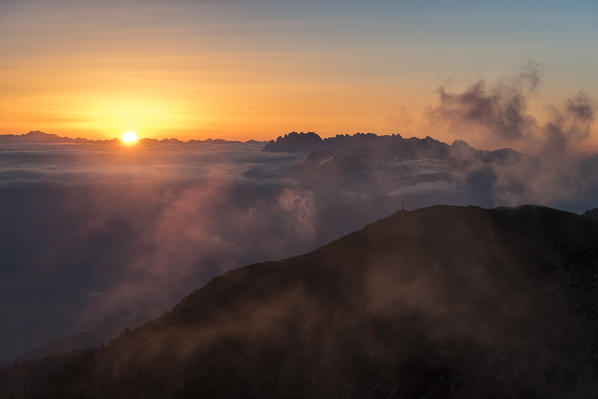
{"left": 1, "top": 128, "right": 598, "bottom": 366}
{"left": 1, "top": 0, "right": 597, "bottom": 397}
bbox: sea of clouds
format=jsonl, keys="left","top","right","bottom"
{"left": 1, "top": 66, "right": 597, "bottom": 362}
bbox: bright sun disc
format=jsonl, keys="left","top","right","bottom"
{"left": 122, "top": 131, "right": 138, "bottom": 144}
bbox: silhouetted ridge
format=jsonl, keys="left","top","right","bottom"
{"left": 263, "top": 131, "right": 323, "bottom": 152}
{"left": 0, "top": 131, "right": 250, "bottom": 145}
{"left": 584, "top": 208, "right": 598, "bottom": 219}
{"left": 263, "top": 131, "right": 523, "bottom": 164}
{"left": 3, "top": 205, "right": 598, "bottom": 398}
{"left": 0, "top": 131, "right": 118, "bottom": 144}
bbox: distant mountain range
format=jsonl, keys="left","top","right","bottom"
{"left": 0, "top": 131, "right": 259, "bottom": 145}
{"left": 3, "top": 205, "right": 598, "bottom": 397}
{"left": 0, "top": 131, "right": 546, "bottom": 168}
{"left": 0, "top": 130, "right": 119, "bottom": 144}
{"left": 1, "top": 131, "right": 522, "bottom": 161}
{"left": 259, "top": 132, "right": 535, "bottom": 209}
{"left": 263, "top": 131, "right": 524, "bottom": 163}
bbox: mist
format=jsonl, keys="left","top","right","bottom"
{"left": 1, "top": 67, "right": 597, "bottom": 362}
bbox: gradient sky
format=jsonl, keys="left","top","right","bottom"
{"left": 1, "top": 0, "right": 596, "bottom": 144}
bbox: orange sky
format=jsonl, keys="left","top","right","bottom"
{"left": 0, "top": 1, "right": 596, "bottom": 150}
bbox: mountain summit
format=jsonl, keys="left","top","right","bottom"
{"left": 2, "top": 205, "right": 598, "bottom": 398}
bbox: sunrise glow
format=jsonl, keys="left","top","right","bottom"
{"left": 122, "top": 131, "right": 138, "bottom": 144}
{"left": 0, "top": 1, "right": 595, "bottom": 146}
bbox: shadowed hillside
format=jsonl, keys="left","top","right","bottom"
{"left": 2, "top": 205, "right": 598, "bottom": 398}
{"left": 584, "top": 208, "right": 598, "bottom": 219}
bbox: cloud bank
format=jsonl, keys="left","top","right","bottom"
{"left": 1, "top": 66, "right": 597, "bottom": 362}
{"left": 429, "top": 63, "right": 596, "bottom": 153}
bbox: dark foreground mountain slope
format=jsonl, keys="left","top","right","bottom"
{"left": 584, "top": 208, "right": 598, "bottom": 219}
{"left": 3, "top": 205, "right": 598, "bottom": 398}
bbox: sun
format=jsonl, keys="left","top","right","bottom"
{"left": 122, "top": 131, "right": 138, "bottom": 144}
